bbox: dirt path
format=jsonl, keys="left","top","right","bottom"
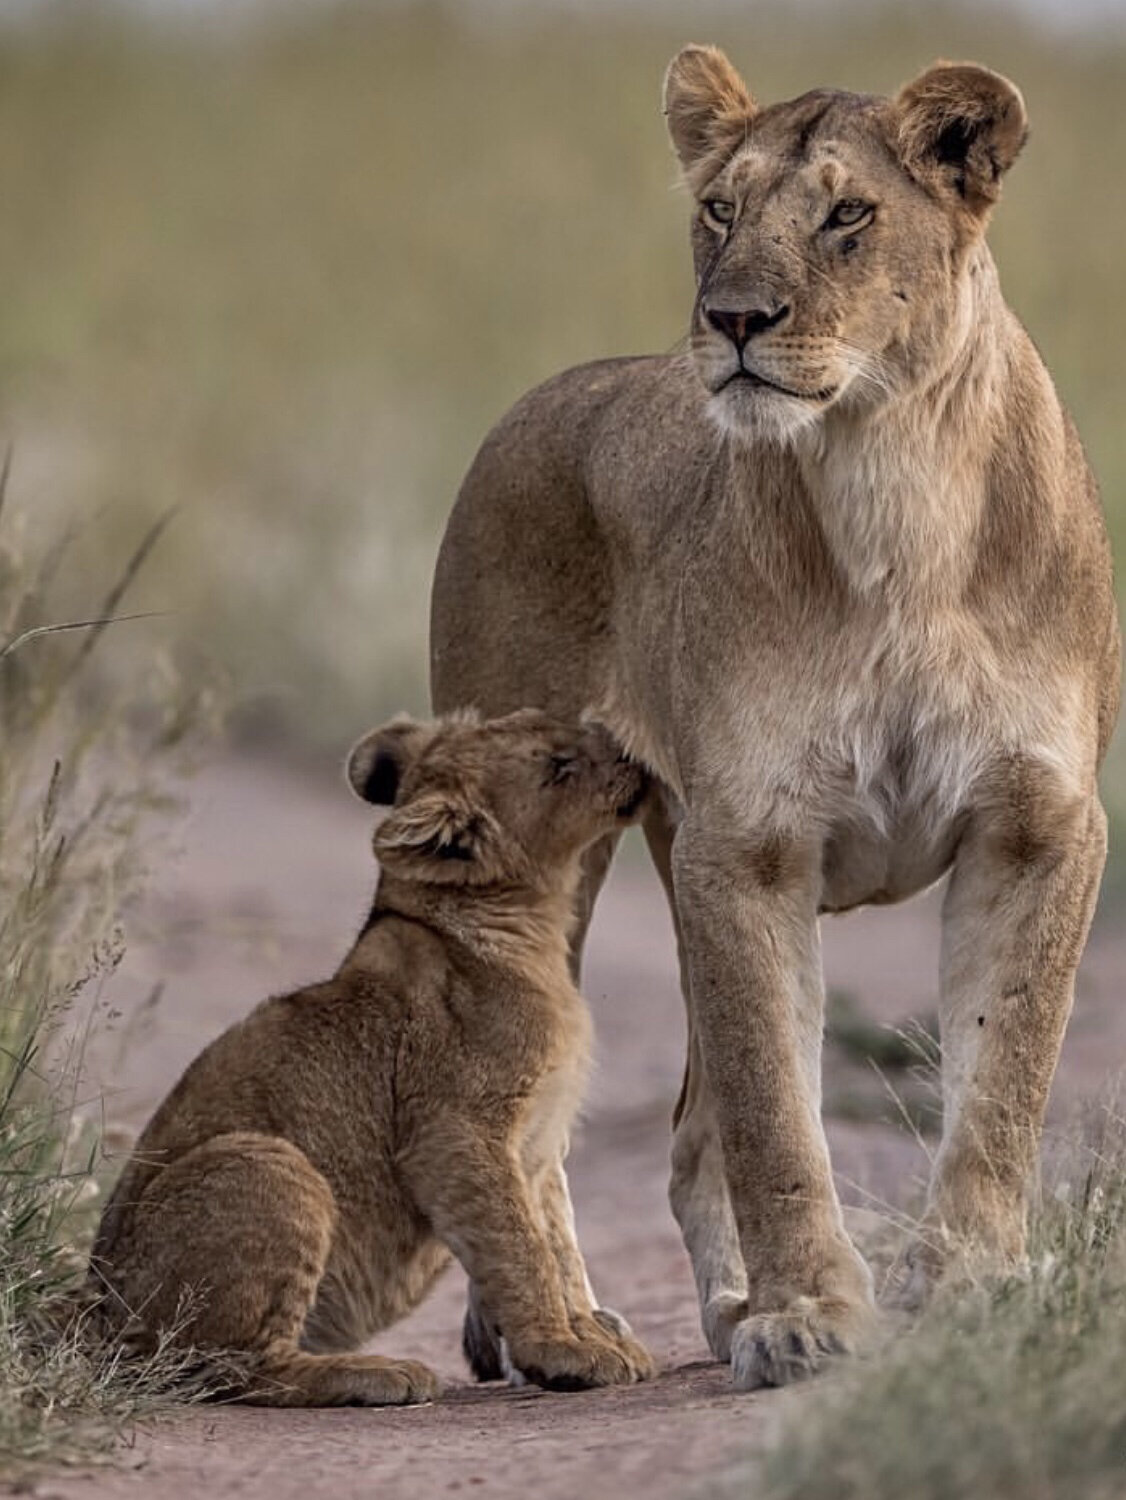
{"left": 28, "top": 755, "right": 1124, "bottom": 1500}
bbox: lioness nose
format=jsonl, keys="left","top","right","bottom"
{"left": 705, "top": 303, "right": 790, "bottom": 350}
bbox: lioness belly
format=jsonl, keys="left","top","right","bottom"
{"left": 813, "top": 730, "right": 971, "bottom": 911}
{"left": 819, "top": 810, "right": 961, "bottom": 912}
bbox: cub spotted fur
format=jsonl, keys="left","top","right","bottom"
{"left": 88, "top": 711, "right": 655, "bottom": 1405}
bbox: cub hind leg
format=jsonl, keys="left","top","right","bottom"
{"left": 98, "top": 1131, "right": 438, "bottom": 1407}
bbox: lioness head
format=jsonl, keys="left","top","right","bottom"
{"left": 346, "top": 709, "right": 647, "bottom": 889}
{"left": 663, "top": 47, "right": 1027, "bottom": 442}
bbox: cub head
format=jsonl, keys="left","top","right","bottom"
{"left": 346, "top": 709, "right": 648, "bottom": 890}
{"left": 663, "top": 46, "right": 1027, "bottom": 442}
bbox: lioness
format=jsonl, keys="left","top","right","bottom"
{"left": 431, "top": 51, "right": 1121, "bottom": 1390}
{"left": 88, "top": 711, "right": 655, "bottom": 1403}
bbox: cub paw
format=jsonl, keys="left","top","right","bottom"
{"left": 573, "top": 1313, "right": 656, "bottom": 1382}
{"left": 512, "top": 1324, "right": 654, "bottom": 1391}
{"left": 729, "top": 1296, "right": 872, "bottom": 1391}
{"left": 383, "top": 1358, "right": 443, "bottom": 1405}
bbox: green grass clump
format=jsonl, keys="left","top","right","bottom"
{"left": 736, "top": 1097, "right": 1126, "bottom": 1500}
{"left": 0, "top": 475, "right": 215, "bottom": 1472}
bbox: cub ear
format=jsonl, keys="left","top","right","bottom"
{"left": 374, "top": 793, "right": 499, "bottom": 882}
{"left": 895, "top": 61, "right": 1027, "bottom": 217}
{"left": 346, "top": 716, "right": 433, "bottom": 806}
{"left": 663, "top": 44, "right": 758, "bottom": 187}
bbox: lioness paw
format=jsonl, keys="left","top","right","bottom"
{"left": 730, "top": 1297, "right": 871, "bottom": 1390}
{"left": 702, "top": 1290, "right": 750, "bottom": 1361}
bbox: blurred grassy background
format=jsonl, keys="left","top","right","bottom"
{"left": 1, "top": 1, "right": 1123, "bottom": 862}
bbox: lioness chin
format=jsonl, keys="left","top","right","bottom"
{"left": 88, "top": 710, "right": 655, "bottom": 1404}
{"left": 431, "top": 51, "right": 1121, "bottom": 1390}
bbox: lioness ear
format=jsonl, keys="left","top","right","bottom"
{"left": 895, "top": 61, "right": 1027, "bottom": 216}
{"left": 374, "top": 793, "right": 499, "bottom": 882}
{"left": 346, "top": 716, "right": 433, "bottom": 805}
{"left": 663, "top": 45, "right": 758, "bottom": 186}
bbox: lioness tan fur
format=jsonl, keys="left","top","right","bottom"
{"left": 88, "top": 711, "right": 655, "bottom": 1404}
{"left": 430, "top": 51, "right": 1121, "bottom": 1390}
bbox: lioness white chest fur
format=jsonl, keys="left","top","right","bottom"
{"left": 431, "top": 50, "right": 1120, "bottom": 1391}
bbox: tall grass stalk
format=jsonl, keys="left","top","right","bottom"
{"left": 0, "top": 474, "right": 216, "bottom": 1472}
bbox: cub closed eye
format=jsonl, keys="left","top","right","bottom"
{"left": 823, "top": 199, "right": 874, "bottom": 231}
{"left": 703, "top": 198, "right": 736, "bottom": 227}
{"left": 546, "top": 753, "right": 580, "bottom": 785}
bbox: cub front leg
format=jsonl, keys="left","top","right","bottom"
{"left": 462, "top": 1161, "right": 654, "bottom": 1383}
{"left": 537, "top": 1160, "right": 655, "bottom": 1378}
{"left": 670, "top": 818, "right": 875, "bottom": 1389}
{"left": 407, "top": 1130, "right": 650, "bottom": 1390}
{"left": 906, "top": 787, "right": 1107, "bottom": 1297}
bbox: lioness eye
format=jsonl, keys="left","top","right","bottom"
{"left": 824, "top": 199, "right": 872, "bottom": 230}
{"left": 703, "top": 198, "right": 736, "bottom": 226}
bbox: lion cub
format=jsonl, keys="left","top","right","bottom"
{"left": 88, "top": 709, "right": 655, "bottom": 1405}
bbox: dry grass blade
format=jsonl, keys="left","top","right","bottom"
{"left": 0, "top": 446, "right": 13, "bottom": 530}
{"left": 70, "top": 505, "right": 178, "bottom": 674}
{"left": 0, "top": 613, "right": 169, "bottom": 664}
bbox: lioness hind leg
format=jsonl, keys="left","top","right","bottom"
{"left": 643, "top": 803, "right": 748, "bottom": 1360}
{"left": 668, "top": 1032, "right": 749, "bottom": 1360}
{"left": 107, "top": 1132, "right": 439, "bottom": 1407}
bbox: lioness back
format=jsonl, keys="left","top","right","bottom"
{"left": 432, "top": 352, "right": 724, "bottom": 728}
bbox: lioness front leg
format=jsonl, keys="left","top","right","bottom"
{"left": 905, "top": 788, "right": 1107, "bottom": 1297}
{"left": 408, "top": 1131, "right": 650, "bottom": 1390}
{"left": 671, "top": 819, "right": 875, "bottom": 1389}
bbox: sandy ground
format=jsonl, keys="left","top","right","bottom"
{"left": 19, "top": 755, "right": 1124, "bottom": 1500}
